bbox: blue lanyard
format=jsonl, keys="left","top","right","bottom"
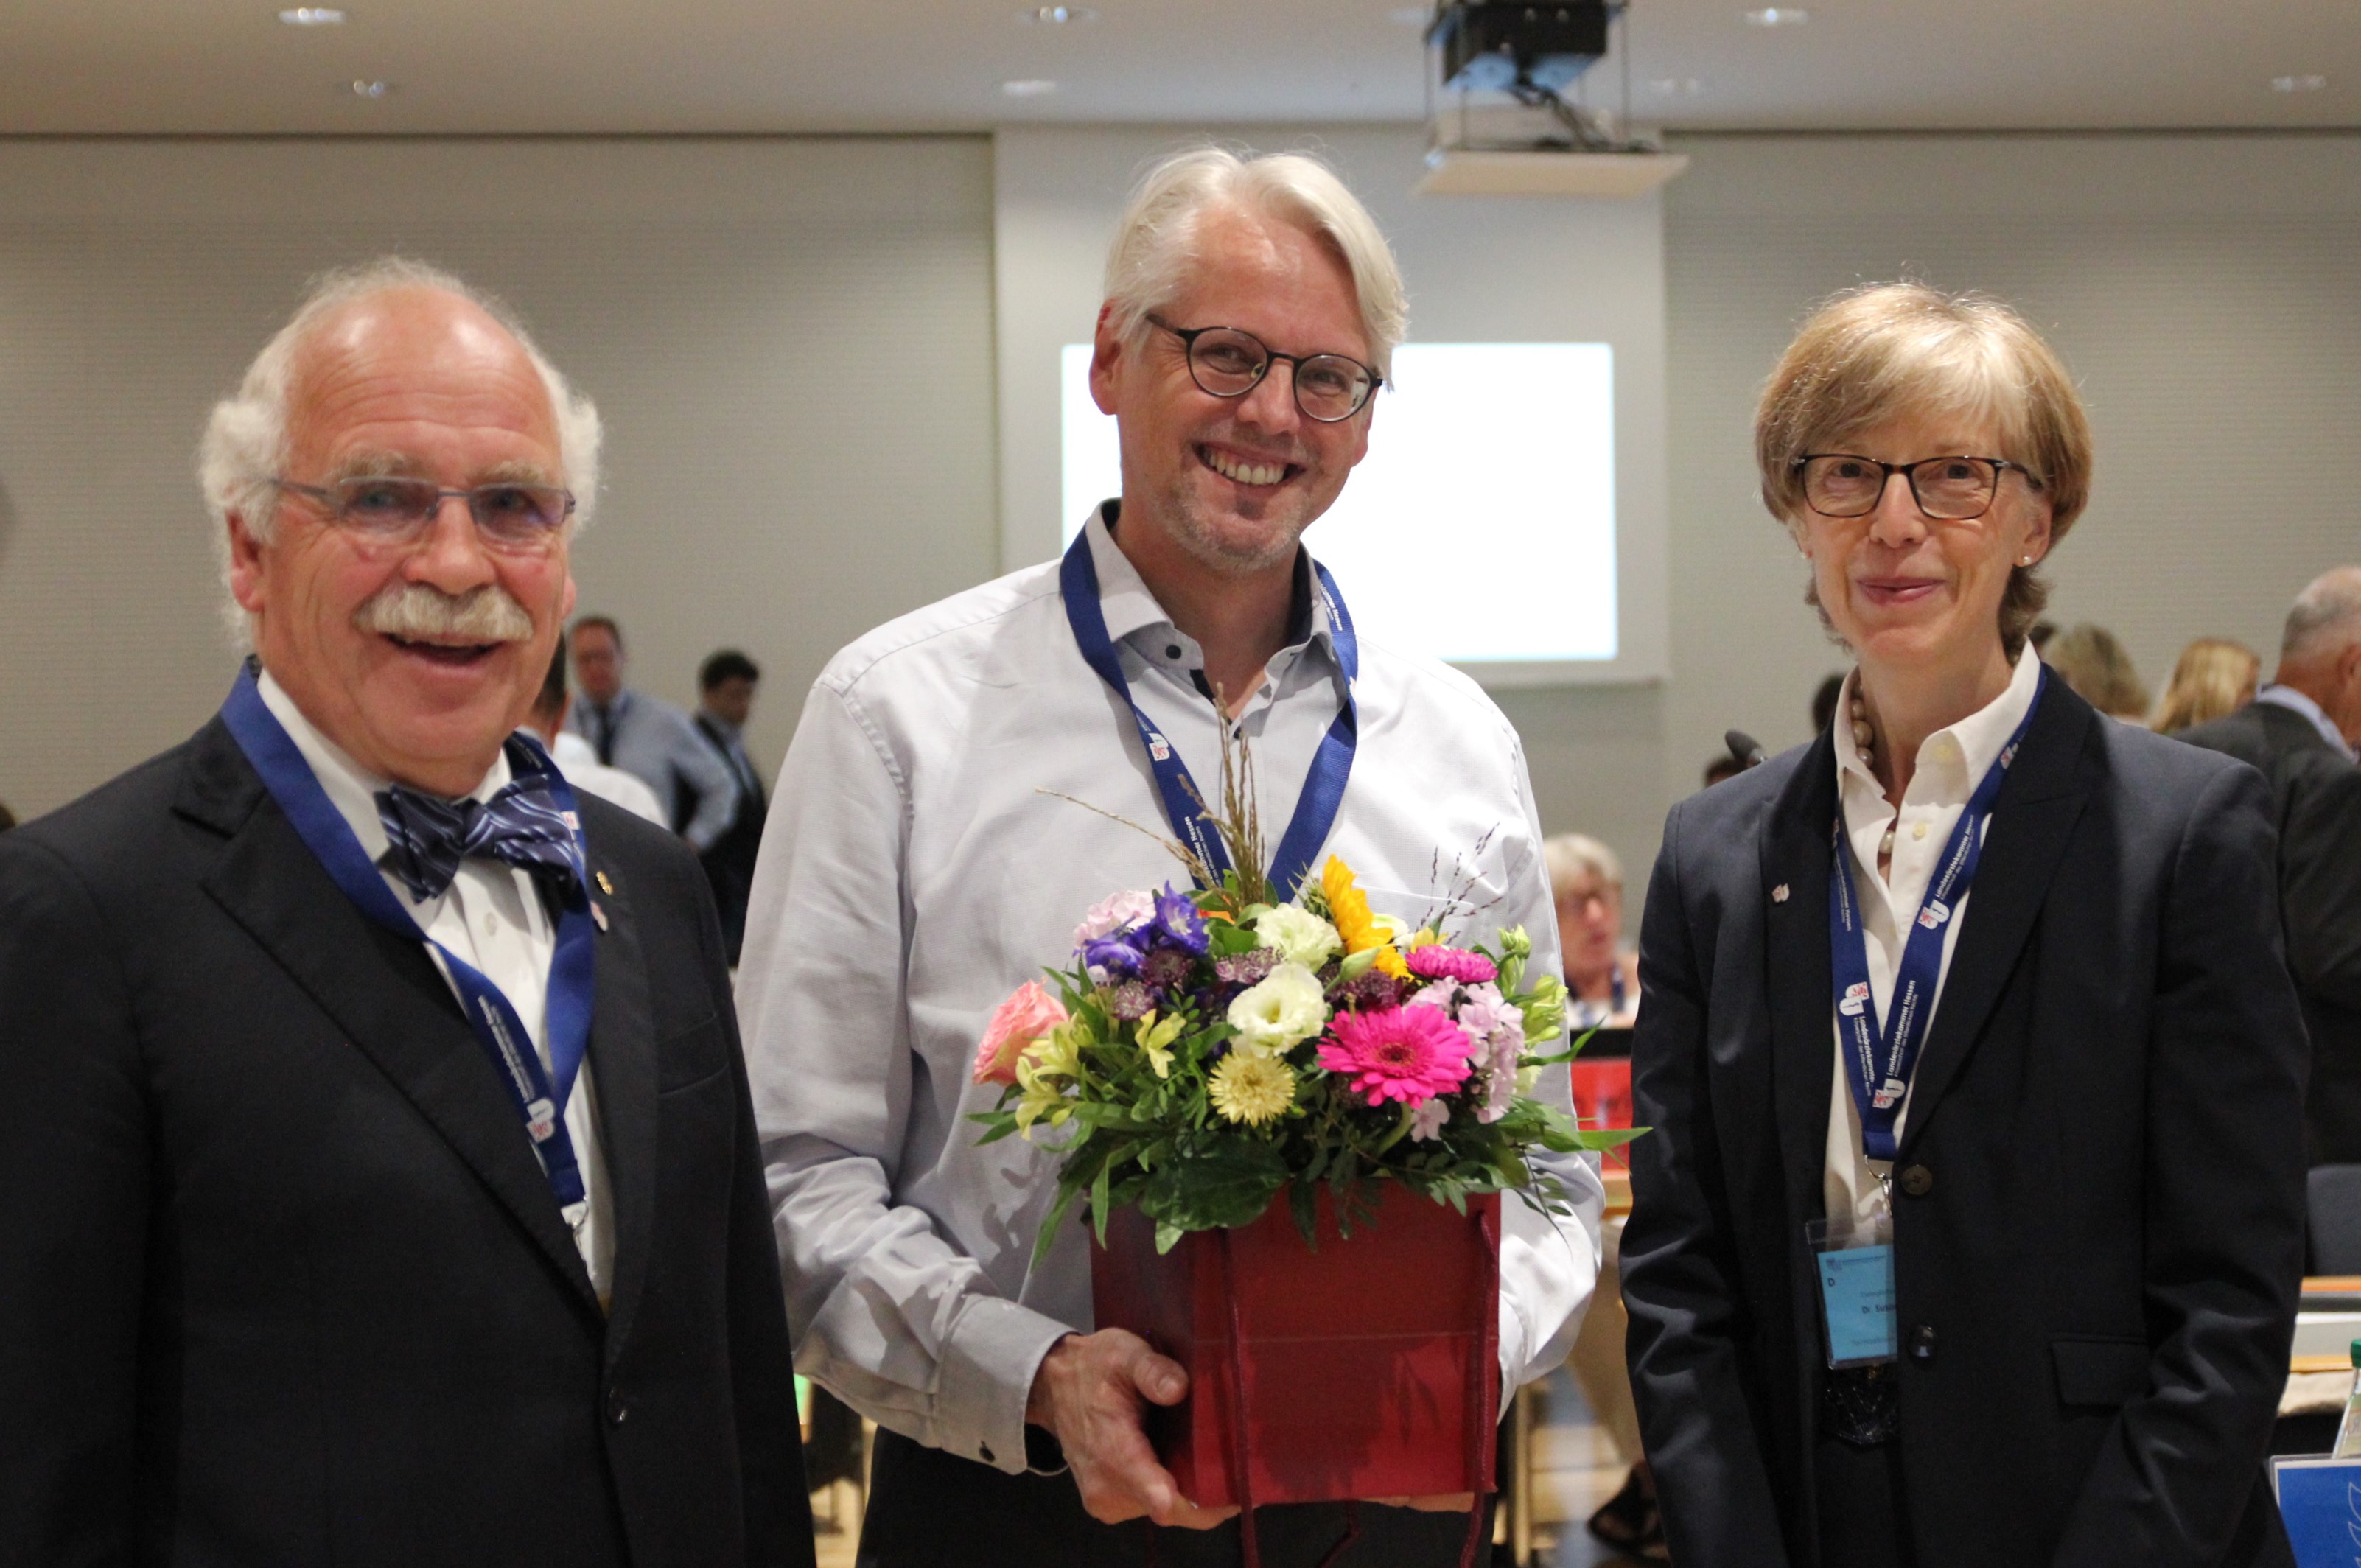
{"left": 1060, "top": 528, "right": 1360, "bottom": 900}
{"left": 1829, "top": 668, "right": 2044, "bottom": 1161}
{"left": 220, "top": 665, "right": 598, "bottom": 1214}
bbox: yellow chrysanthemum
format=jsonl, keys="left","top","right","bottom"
{"left": 1209, "top": 1051, "right": 1298, "bottom": 1126}
{"left": 1321, "top": 855, "right": 1411, "bottom": 980}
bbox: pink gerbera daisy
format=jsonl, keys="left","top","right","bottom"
{"left": 1316, "top": 1005, "right": 1474, "bottom": 1107}
{"left": 1404, "top": 945, "right": 1497, "bottom": 985}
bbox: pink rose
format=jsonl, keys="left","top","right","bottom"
{"left": 973, "top": 980, "right": 1069, "bottom": 1087}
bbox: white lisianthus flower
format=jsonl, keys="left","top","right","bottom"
{"left": 1251, "top": 903, "right": 1343, "bottom": 970}
{"left": 1371, "top": 912, "right": 1412, "bottom": 948}
{"left": 1225, "top": 962, "right": 1330, "bottom": 1057}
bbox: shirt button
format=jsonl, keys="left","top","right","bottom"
{"left": 607, "top": 1388, "right": 629, "bottom": 1425}
{"left": 1899, "top": 1163, "right": 1934, "bottom": 1197}
{"left": 1165, "top": 645, "right": 1183, "bottom": 660}
{"left": 1912, "top": 822, "right": 1928, "bottom": 841}
{"left": 1908, "top": 1324, "right": 1938, "bottom": 1363}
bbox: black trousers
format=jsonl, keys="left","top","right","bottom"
{"left": 1813, "top": 1436, "right": 1917, "bottom": 1568}
{"left": 858, "top": 1429, "right": 1494, "bottom": 1568}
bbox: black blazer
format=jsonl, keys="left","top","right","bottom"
{"left": 2178, "top": 700, "right": 2361, "bottom": 1163}
{"left": 1621, "top": 682, "right": 2308, "bottom": 1568}
{"left": 0, "top": 715, "right": 814, "bottom": 1567}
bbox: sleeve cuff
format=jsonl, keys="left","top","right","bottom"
{"left": 936, "top": 1292, "right": 1078, "bottom": 1477}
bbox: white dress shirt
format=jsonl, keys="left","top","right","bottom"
{"left": 550, "top": 729, "right": 671, "bottom": 827}
{"left": 1824, "top": 646, "right": 2043, "bottom": 1232}
{"left": 2256, "top": 682, "right": 2358, "bottom": 762}
{"left": 737, "top": 506, "right": 1603, "bottom": 1477}
{"left": 260, "top": 672, "right": 615, "bottom": 1300}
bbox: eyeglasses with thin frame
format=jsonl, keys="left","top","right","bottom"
{"left": 1147, "top": 315, "right": 1380, "bottom": 422}
{"left": 273, "top": 475, "right": 576, "bottom": 549}
{"left": 1793, "top": 453, "right": 2038, "bottom": 522}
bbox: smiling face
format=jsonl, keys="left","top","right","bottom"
{"left": 1793, "top": 413, "right": 2053, "bottom": 685}
{"left": 1090, "top": 203, "right": 1374, "bottom": 577}
{"left": 226, "top": 287, "right": 576, "bottom": 795}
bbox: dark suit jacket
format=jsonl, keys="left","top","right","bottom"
{"left": 0, "top": 714, "right": 814, "bottom": 1567}
{"left": 1621, "top": 682, "right": 2308, "bottom": 1568}
{"left": 2178, "top": 699, "right": 2361, "bottom": 1162}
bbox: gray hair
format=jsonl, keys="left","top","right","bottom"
{"left": 1102, "top": 147, "right": 1408, "bottom": 380}
{"left": 2281, "top": 566, "right": 2361, "bottom": 662}
{"left": 197, "top": 257, "right": 602, "bottom": 643}
{"left": 1543, "top": 833, "right": 1623, "bottom": 899}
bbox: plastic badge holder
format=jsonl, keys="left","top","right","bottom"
{"left": 1808, "top": 1210, "right": 1898, "bottom": 1368}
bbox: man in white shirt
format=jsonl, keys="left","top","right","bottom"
{"left": 739, "top": 147, "right": 1601, "bottom": 1566}
{"left": 0, "top": 259, "right": 810, "bottom": 1565}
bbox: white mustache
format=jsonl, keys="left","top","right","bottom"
{"left": 355, "top": 582, "right": 534, "bottom": 644}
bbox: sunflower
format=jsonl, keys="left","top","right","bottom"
{"left": 1209, "top": 1051, "right": 1298, "bottom": 1125}
{"left": 1321, "top": 855, "right": 1411, "bottom": 980}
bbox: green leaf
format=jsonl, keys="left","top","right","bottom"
{"left": 1154, "top": 1218, "right": 1186, "bottom": 1254}
{"left": 1091, "top": 1161, "right": 1113, "bottom": 1248}
{"left": 1138, "top": 1138, "right": 1287, "bottom": 1233}
{"left": 1032, "top": 1180, "right": 1085, "bottom": 1273}
{"left": 1289, "top": 1180, "right": 1320, "bottom": 1250}
{"left": 1339, "top": 947, "right": 1380, "bottom": 981}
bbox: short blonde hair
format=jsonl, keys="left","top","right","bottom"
{"left": 1755, "top": 282, "right": 2094, "bottom": 656}
{"left": 1102, "top": 146, "right": 1407, "bottom": 380}
{"left": 2152, "top": 637, "right": 2260, "bottom": 732}
{"left": 2046, "top": 623, "right": 2149, "bottom": 720}
{"left": 1543, "top": 833, "right": 1623, "bottom": 900}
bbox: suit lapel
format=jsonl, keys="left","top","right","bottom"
{"left": 1761, "top": 732, "right": 1841, "bottom": 1219}
{"left": 581, "top": 841, "right": 657, "bottom": 1357}
{"left": 1896, "top": 690, "right": 2096, "bottom": 1158}
{"left": 180, "top": 717, "right": 602, "bottom": 1313}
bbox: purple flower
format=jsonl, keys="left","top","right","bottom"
{"left": 1138, "top": 945, "right": 1196, "bottom": 993}
{"left": 1214, "top": 948, "right": 1279, "bottom": 987}
{"left": 1150, "top": 885, "right": 1210, "bottom": 956}
{"left": 1330, "top": 969, "right": 1405, "bottom": 1013}
{"left": 1082, "top": 934, "right": 1145, "bottom": 984}
{"left": 1108, "top": 981, "right": 1155, "bottom": 1021}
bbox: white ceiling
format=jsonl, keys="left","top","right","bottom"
{"left": 3, "top": 0, "right": 2354, "bottom": 136}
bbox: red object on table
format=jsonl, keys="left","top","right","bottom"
{"left": 1090, "top": 1183, "right": 1500, "bottom": 1510}
{"left": 1567, "top": 1057, "right": 1634, "bottom": 1170}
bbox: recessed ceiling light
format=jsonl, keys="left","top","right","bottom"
{"left": 1744, "top": 7, "right": 1808, "bottom": 24}
{"left": 1001, "top": 78, "right": 1059, "bottom": 97}
{"left": 1022, "top": 4, "right": 1094, "bottom": 21}
{"left": 345, "top": 78, "right": 394, "bottom": 98}
{"left": 279, "top": 6, "right": 346, "bottom": 22}
{"left": 2271, "top": 74, "right": 2328, "bottom": 93}
{"left": 1648, "top": 77, "right": 1704, "bottom": 94}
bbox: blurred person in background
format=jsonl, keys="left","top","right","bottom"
{"left": 2179, "top": 567, "right": 2361, "bottom": 1163}
{"left": 567, "top": 614, "right": 740, "bottom": 852}
{"left": 693, "top": 648, "right": 767, "bottom": 965}
{"left": 0, "top": 802, "right": 14, "bottom": 832}
{"left": 2043, "top": 621, "right": 2149, "bottom": 721}
{"left": 524, "top": 633, "right": 667, "bottom": 827}
{"left": 1547, "top": 832, "right": 1640, "bottom": 1030}
{"left": 2151, "top": 636, "right": 2261, "bottom": 735}
{"left": 1623, "top": 281, "right": 2306, "bottom": 1567}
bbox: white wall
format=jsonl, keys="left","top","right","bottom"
{"left": 0, "top": 136, "right": 998, "bottom": 819}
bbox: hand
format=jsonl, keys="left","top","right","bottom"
{"left": 1026, "top": 1330, "right": 1239, "bottom": 1530}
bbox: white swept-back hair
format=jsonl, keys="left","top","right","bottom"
{"left": 1102, "top": 146, "right": 1408, "bottom": 380}
{"left": 196, "top": 257, "right": 603, "bottom": 643}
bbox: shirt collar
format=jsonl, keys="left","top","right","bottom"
{"left": 1081, "top": 500, "right": 1332, "bottom": 670}
{"left": 1835, "top": 643, "right": 2044, "bottom": 808}
{"left": 256, "top": 667, "right": 510, "bottom": 884}
{"left": 2256, "top": 683, "right": 2357, "bottom": 761}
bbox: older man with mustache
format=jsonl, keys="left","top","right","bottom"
{"left": 0, "top": 259, "right": 814, "bottom": 1567}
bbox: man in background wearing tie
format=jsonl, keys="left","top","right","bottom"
{"left": 0, "top": 258, "right": 811, "bottom": 1567}
{"left": 692, "top": 648, "right": 768, "bottom": 965}
{"left": 568, "top": 613, "right": 741, "bottom": 855}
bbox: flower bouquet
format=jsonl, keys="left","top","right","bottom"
{"left": 970, "top": 752, "right": 1640, "bottom": 1536}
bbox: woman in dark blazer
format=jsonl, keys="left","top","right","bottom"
{"left": 1620, "top": 284, "right": 2309, "bottom": 1568}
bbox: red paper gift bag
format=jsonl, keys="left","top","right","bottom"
{"left": 1090, "top": 1183, "right": 1500, "bottom": 1509}
{"left": 1567, "top": 1058, "right": 1634, "bottom": 1171}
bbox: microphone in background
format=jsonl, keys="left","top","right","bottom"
{"left": 1724, "top": 729, "right": 1767, "bottom": 770}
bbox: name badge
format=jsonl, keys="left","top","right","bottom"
{"left": 1808, "top": 1214, "right": 1897, "bottom": 1368}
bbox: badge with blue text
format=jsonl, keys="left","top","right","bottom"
{"left": 1808, "top": 1211, "right": 1897, "bottom": 1368}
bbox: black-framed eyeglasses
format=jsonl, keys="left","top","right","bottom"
{"left": 1148, "top": 315, "right": 1380, "bottom": 422}
{"left": 1793, "top": 452, "right": 2040, "bottom": 522}
{"left": 274, "top": 475, "right": 576, "bottom": 549}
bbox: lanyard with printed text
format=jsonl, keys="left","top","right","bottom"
{"left": 1060, "top": 525, "right": 1359, "bottom": 900}
{"left": 1829, "top": 668, "right": 2044, "bottom": 1161}
{"left": 220, "top": 664, "right": 598, "bottom": 1214}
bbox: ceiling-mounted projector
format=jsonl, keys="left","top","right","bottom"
{"left": 1428, "top": 1, "right": 1612, "bottom": 95}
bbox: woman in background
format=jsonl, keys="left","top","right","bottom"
{"left": 2044, "top": 621, "right": 2150, "bottom": 721}
{"left": 1621, "top": 281, "right": 2306, "bottom": 1567}
{"left": 1545, "top": 832, "right": 1640, "bottom": 1029}
{"left": 2152, "top": 635, "right": 2261, "bottom": 733}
